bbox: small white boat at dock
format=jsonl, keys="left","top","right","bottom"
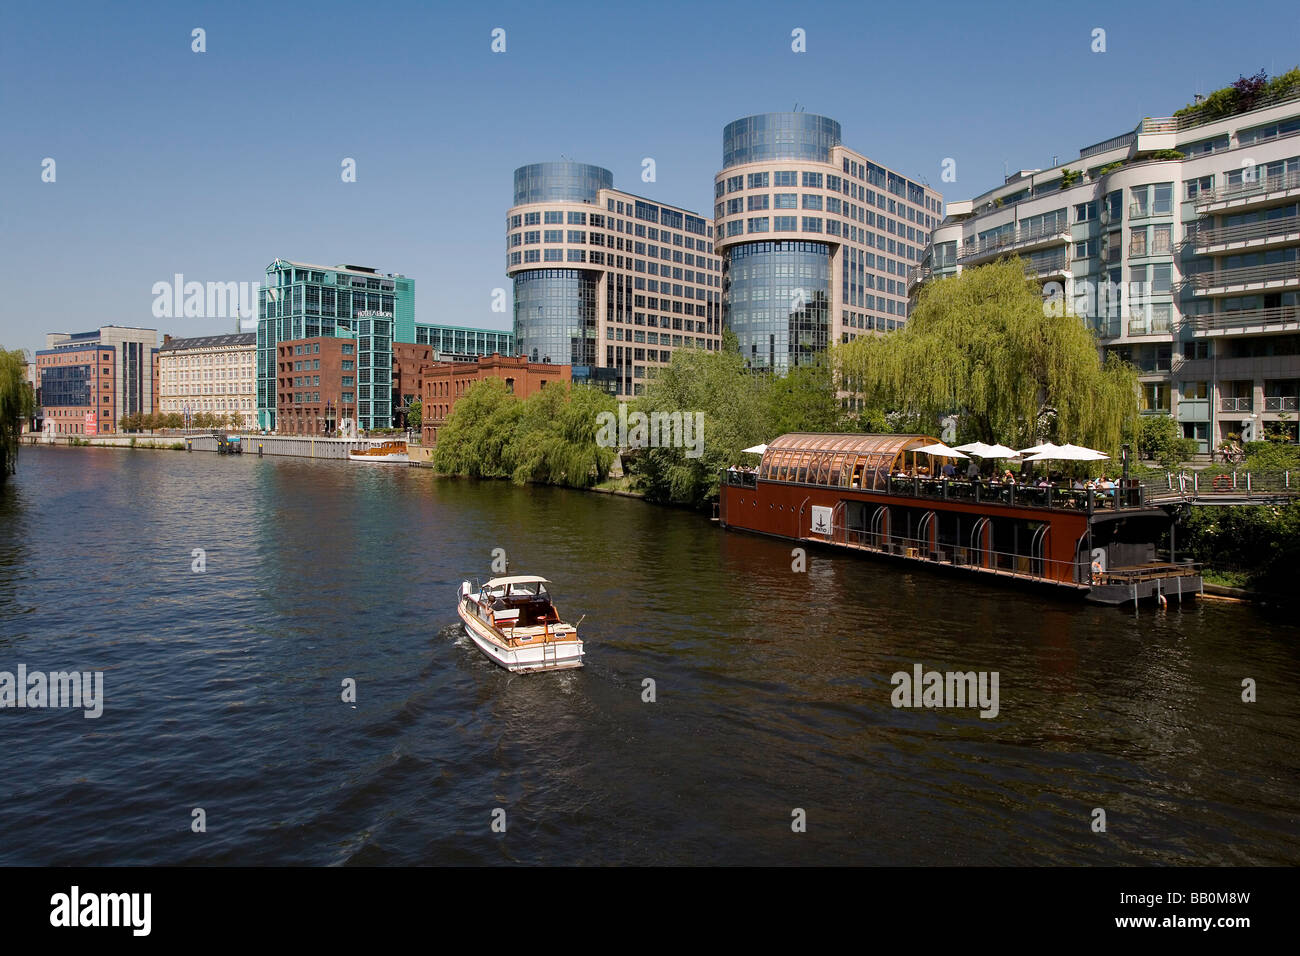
{"left": 348, "top": 440, "right": 409, "bottom": 464}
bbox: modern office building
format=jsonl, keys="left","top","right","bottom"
{"left": 413, "top": 324, "right": 514, "bottom": 360}
{"left": 158, "top": 333, "right": 256, "bottom": 428}
{"left": 257, "top": 259, "right": 513, "bottom": 431}
{"left": 36, "top": 326, "right": 158, "bottom": 435}
{"left": 257, "top": 260, "right": 414, "bottom": 433}
{"left": 506, "top": 161, "right": 723, "bottom": 397}
{"left": 911, "top": 80, "right": 1300, "bottom": 451}
{"left": 713, "top": 113, "right": 944, "bottom": 373}
{"left": 421, "top": 354, "right": 571, "bottom": 445}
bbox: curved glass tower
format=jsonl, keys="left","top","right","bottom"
{"left": 508, "top": 163, "right": 611, "bottom": 369}
{"left": 513, "top": 162, "right": 613, "bottom": 206}
{"left": 715, "top": 113, "right": 941, "bottom": 374}
{"left": 721, "top": 113, "right": 841, "bottom": 168}
{"left": 506, "top": 161, "right": 724, "bottom": 395}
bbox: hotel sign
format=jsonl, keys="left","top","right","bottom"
{"left": 357, "top": 311, "right": 393, "bottom": 318}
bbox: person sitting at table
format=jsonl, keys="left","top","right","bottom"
{"left": 1037, "top": 476, "right": 1051, "bottom": 489}
{"left": 1072, "top": 477, "right": 1086, "bottom": 491}
{"left": 1099, "top": 475, "right": 1115, "bottom": 496}
{"left": 1003, "top": 469, "right": 1016, "bottom": 484}
{"left": 966, "top": 459, "right": 980, "bottom": 480}
{"left": 941, "top": 461, "right": 957, "bottom": 479}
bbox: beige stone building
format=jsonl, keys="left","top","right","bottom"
{"left": 159, "top": 333, "right": 256, "bottom": 428}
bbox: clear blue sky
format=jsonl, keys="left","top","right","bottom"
{"left": 3, "top": 0, "right": 1297, "bottom": 355}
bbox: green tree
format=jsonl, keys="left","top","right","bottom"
{"left": 833, "top": 258, "right": 1138, "bottom": 455}
{"left": 507, "top": 383, "right": 617, "bottom": 487}
{"left": 764, "top": 360, "right": 839, "bottom": 437}
{"left": 1, "top": 348, "right": 35, "bottom": 480}
{"left": 629, "top": 341, "right": 770, "bottom": 505}
{"left": 432, "top": 379, "right": 522, "bottom": 477}
{"left": 1136, "top": 414, "right": 1198, "bottom": 468}
{"left": 406, "top": 398, "right": 422, "bottom": 432}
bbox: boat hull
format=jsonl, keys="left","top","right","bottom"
{"left": 348, "top": 453, "right": 409, "bottom": 464}
{"left": 456, "top": 597, "right": 584, "bottom": 673}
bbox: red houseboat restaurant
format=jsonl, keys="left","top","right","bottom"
{"left": 719, "top": 433, "right": 1201, "bottom": 605}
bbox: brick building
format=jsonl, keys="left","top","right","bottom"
{"left": 392, "top": 342, "right": 432, "bottom": 429}
{"left": 275, "top": 337, "right": 355, "bottom": 435}
{"left": 421, "top": 354, "right": 571, "bottom": 444}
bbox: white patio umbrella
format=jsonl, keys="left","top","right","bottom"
{"left": 741, "top": 443, "right": 768, "bottom": 455}
{"left": 1022, "top": 444, "right": 1109, "bottom": 462}
{"left": 912, "top": 441, "right": 970, "bottom": 459}
{"left": 1018, "top": 442, "right": 1062, "bottom": 457}
{"left": 954, "top": 441, "right": 1021, "bottom": 459}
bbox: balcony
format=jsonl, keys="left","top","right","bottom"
{"left": 1023, "top": 250, "right": 1068, "bottom": 279}
{"left": 1264, "top": 395, "right": 1299, "bottom": 412}
{"left": 1185, "top": 305, "right": 1300, "bottom": 335}
{"left": 1194, "top": 168, "right": 1300, "bottom": 213}
{"left": 1187, "top": 213, "right": 1300, "bottom": 253}
{"left": 959, "top": 225, "right": 1070, "bottom": 265}
{"left": 1184, "top": 259, "right": 1300, "bottom": 295}
{"left": 1127, "top": 315, "right": 1173, "bottom": 336}
{"left": 1220, "top": 397, "right": 1254, "bottom": 412}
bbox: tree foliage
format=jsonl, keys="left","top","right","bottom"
{"left": 1136, "top": 414, "right": 1199, "bottom": 468}
{"left": 626, "top": 343, "right": 771, "bottom": 505}
{"left": 432, "top": 379, "right": 617, "bottom": 487}
{"left": 832, "top": 259, "right": 1139, "bottom": 455}
{"left": 1, "top": 348, "right": 35, "bottom": 479}
{"left": 406, "top": 398, "right": 422, "bottom": 432}
{"left": 1182, "top": 502, "right": 1300, "bottom": 595}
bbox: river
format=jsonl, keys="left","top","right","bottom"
{"left": 0, "top": 445, "right": 1296, "bottom": 865}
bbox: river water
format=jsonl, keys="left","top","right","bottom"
{"left": 0, "top": 445, "right": 1296, "bottom": 865}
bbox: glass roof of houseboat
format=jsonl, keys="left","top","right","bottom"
{"left": 758, "top": 433, "right": 940, "bottom": 490}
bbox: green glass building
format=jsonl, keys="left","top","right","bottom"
{"left": 257, "top": 259, "right": 414, "bottom": 431}
{"left": 257, "top": 259, "right": 514, "bottom": 432}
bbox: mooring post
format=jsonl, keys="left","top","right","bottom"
{"left": 258, "top": 442, "right": 264, "bottom": 458}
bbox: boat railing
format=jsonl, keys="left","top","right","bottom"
{"left": 833, "top": 528, "right": 1092, "bottom": 584}
{"left": 724, "top": 468, "right": 1146, "bottom": 512}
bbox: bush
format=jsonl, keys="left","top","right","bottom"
{"left": 1136, "top": 415, "right": 1196, "bottom": 468}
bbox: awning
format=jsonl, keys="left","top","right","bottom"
{"left": 741, "top": 444, "right": 768, "bottom": 455}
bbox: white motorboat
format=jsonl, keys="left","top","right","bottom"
{"left": 456, "top": 575, "right": 584, "bottom": 673}
{"left": 349, "top": 440, "right": 409, "bottom": 464}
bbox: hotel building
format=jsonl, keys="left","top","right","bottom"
{"left": 713, "top": 113, "right": 944, "bottom": 373}
{"left": 158, "top": 333, "right": 256, "bottom": 428}
{"left": 506, "top": 162, "right": 723, "bottom": 398}
{"left": 912, "top": 82, "right": 1300, "bottom": 451}
{"left": 258, "top": 259, "right": 414, "bottom": 433}
{"left": 257, "top": 259, "right": 512, "bottom": 432}
{"left": 36, "top": 326, "right": 158, "bottom": 435}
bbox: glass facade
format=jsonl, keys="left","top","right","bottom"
{"left": 513, "top": 162, "right": 613, "bottom": 206}
{"left": 40, "top": 364, "right": 91, "bottom": 407}
{"left": 722, "top": 114, "right": 841, "bottom": 170}
{"left": 512, "top": 269, "right": 598, "bottom": 366}
{"left": 415, "top": 324, "right": 513, "bottom": 357}
{"left": 724, "top": 241, "right": 831, "bottom": 373}
{"left": 257, "top": 260, "right": 413, "bottom": 431}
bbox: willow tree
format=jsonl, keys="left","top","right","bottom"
{"left": 1, "top": 348, "right": 35, "bottom": 481}
{"left": 506, "top": 382, "right": 618, "bottom": 487}
{"left": 832, "top": 259, "right": 1137, "bottom": 454}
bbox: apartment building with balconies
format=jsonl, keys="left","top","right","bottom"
{"left": 912, "top": 75, "right": 1300, "bottom": 451}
